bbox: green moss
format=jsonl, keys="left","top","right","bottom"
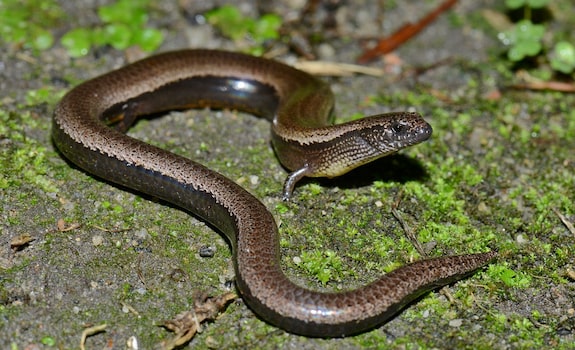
{"left": 298, "top": 250, "right": 344, "bottom": 284}
{"left": 489, "top": 264, "right": 531, "bottom": 287}
{"left": 0, "top": 108, "right": 59, "bottom": 193}
{"left": 3, "top": 2, "right": 575, "bottom": 346}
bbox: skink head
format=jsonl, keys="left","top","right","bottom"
{"left": 359, "top": 111, "right": 432, "bottom": 155}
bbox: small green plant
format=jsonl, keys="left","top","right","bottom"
{"left": 0, "top": 0, "right": 162, "bottom": 56}
{"left": 298, "top": 250, "right": 343, "bottom": 284}
{"left": 205, "top": 5, "right": 282, "bottom": 55}
{"left": 489, "top": 264, "right": 531, "bottom": 288}
{"left": 61, "top": 0, "right": 163, "bottom": 57}
{"left": 505, "top": 0, "right": 547, "bottom": 9}
{"left": 499, "top": 19, "right": 545, "bottom": 62}
{"left": 497, "top": 0, "right": 575, "bottom": 75}
{"left": 0, "top": 0, "right": 63, "bottom": 51}
{"left": 549, "top": 40, "right": 575, "bottom": 74}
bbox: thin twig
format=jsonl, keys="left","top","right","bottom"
{"left": 80, "top": 324, "right": 107, "bottom": 350}
{"left": 293, "top": 60, "right": 385, "bottom": 76}
{"left": 391, "top": 190, "right": 427, "bottom": 257}
{"left": 552, "top": 207, "right": 575, "bottom": 237}
{"left": 358, "top": 0, "right": 458, "bottom": 63}
{"left": 507, "top": 81, "right": 575, "bottom": 92}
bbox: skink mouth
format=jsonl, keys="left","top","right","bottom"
{"left": 417, "top": 122, "right": 433, "bottom": 141}
{"left": 395, "top": 120, "right": 433, "bottom": 147}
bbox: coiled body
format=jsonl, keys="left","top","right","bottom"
{"left": 53, "top": 50, "right": 495, "bottom": 337}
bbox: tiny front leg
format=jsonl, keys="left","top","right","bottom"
{"left": 282, "top": 166, "right": 310, "bottom": 200}
{"left": 102, "top": 101, "right": 140, "bottom": 133}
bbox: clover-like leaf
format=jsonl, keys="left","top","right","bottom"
{"left": 133, "top": 27, "right": 163, "bottom": 52}
{"left": 505, "top": 0, "right": 526, "bottom": 9}
{"left": 499, "top": 20, "right": 545, "bottom": 61}
{"left": 550, "top": 41, "right": 575, "bottom": 74}
{"left": 526, "top": 0, "right": 548, "bottom": 8}
{"left": 61, "top": 28, "right": 92, "bottom": 57}
{"left": 505, "top": 0, "right": 548, "bottom": 9}
{"left": 206, "top": 5, "right": 252, "bottom": 41}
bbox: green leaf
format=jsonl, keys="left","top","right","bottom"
{"left": 61, "top": 0, "right": 162, "bottom": 56}
{"left": 520, "top": 40, "right": 542, "bottom": 57}
{"left": 550, "top": 41, "right": 575, "bottom": 74}
{"left": 515, "top": 20, "right": 545, "bottom": 41}
{"left": 98, "top": 0, "right": 148, "bottom": 26}
{"left": 500, "top": 20, "right": 545, "bottom": 61}
{"left": 40, "top": 336, "right": 56, "bottom": 346}
{"left": 60, "top": 28, "right": 93, "bottom": 57}
{"left": 527, "top": 0, "right": 548, "bottom": 8}
{"left": 252, "top": 14, "right": 281, "bottom": 41}
{"left": 206, "top": 5, "right": 253, "bottom": 41}
{"left": 98, "top": 3, "right": 123, "bottom": 23}
{"left": 31, "top": 28, "right": 54, "bottom": 50}
{"left": 505, "top": 0, "right": 548, "bottom": 8}
{"left": 492, "top": 266, "right": 531, "bottom": 287}
{"left": 133, "top": 27, "right": 163, "bottom": 52}
{"left": 102, "top": 23, "right": 132, "bottom": 49}
{"left": 206, "top": 4, "right": 242, "bottom": 24}
{"left": 505, "top": 0, "right": 526, "bottom": 9}
{"left": 0, "top": 0, "right": 62, "bottom": 52}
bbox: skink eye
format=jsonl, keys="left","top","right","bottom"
{"left": 391, "top": 121, "right": 406, "bottom": 134}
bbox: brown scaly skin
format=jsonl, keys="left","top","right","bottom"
{"left": 53, "top": 49, "right": 496, "bottom": 337}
